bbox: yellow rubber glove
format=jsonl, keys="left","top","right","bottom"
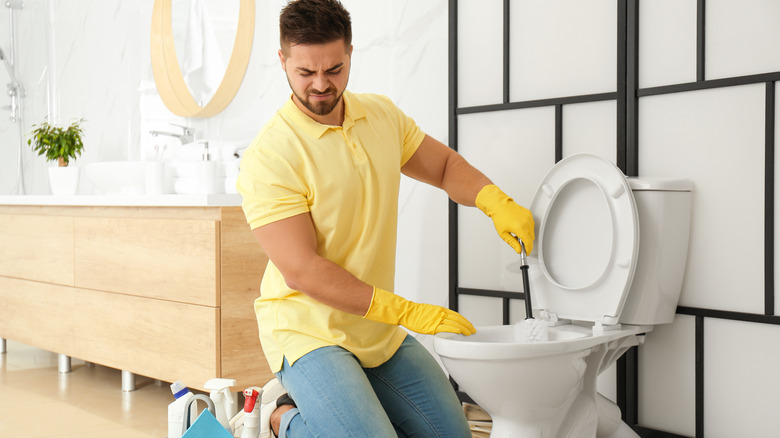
{"left": 363, "top": 287, "right": 476, "bottom": 336}
{"left": 475, "top": 184, "right": 535, "bottom": 254}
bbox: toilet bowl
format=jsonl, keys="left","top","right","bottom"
{"left": 434, "top": 154, "right": 692, "bottom": 438}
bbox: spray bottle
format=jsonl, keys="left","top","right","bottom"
{"left": 204, "top": 378, "right": 238, "bottom": 433}
{"left": 167, "top": 381, "right": 196, "bottom": 438}
{"left": 240, "top": 387, "right": 263, "bottom": 438}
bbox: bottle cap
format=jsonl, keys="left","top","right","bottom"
{"left": 170, "top": 381, "right": 191, "bottom": 399}
{"left": 243, "top": 388, "right": 260, "bottom": 413}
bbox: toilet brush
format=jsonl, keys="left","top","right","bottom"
{"left": 518, "top": 239, "right": 548, "bottom": 343}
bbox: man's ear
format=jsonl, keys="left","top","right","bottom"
{"left": 278, "top": 49, "right": 286, "bottom": 71}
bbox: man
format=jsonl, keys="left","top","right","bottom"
{"left": 237, "top": 0, "right": 535, "bottom": 436}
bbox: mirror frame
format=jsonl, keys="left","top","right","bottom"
{"left": 151, "top": 0, "right": 255, "bottom": 118}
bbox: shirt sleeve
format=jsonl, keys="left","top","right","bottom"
{"left": 236, "top": 140, "right": 310, "bottom": 230}
{"left": 399, "top": 109, "right": 425, "bottom": 166}
{"left": 373, "top": 94, "right": 425, "bottom": 166}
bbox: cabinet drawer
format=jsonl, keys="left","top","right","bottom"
{"left": 0, "top": 214, "right": 75, "bottom": 286}
{"left": 74, "top": 216, "right": 219, "bottom": 306}
{"left": 72, "top": 288, "right": 219, "bottom": 387}
{"left": 0, "top": 276, "right": 76, "bottom": 354}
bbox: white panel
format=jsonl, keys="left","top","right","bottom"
{"left": 457, "top": 0, "right": 504, "bottom": 107}
{"left": 705, "top": 319, "right": 780, "bottom": 437}
{"left": 776, "top": 82, "right": 780, "bottom": 316}
{"left": 458, "top": 295, "right": 504, "bottom": 327}
{"left": 638, "top": 0, "right": 697, "bottom": 88}
{"left": 639, "top": 85, "right": 765, "bottom": 313}
{"left": 461, "top": 298, "right": 531, "bottom": 329}
{"left": 561, "top": 100, "right": 617, "bottom": 163}
{"left": 639, "top": 316, "right": 696, "bottom": 437}
{"left": 509, "top": 0, "right": 616, "bottom": 102}
{"left": 457, "top": 108, "right": 555, "bottom": 291}
{"left": 707, "top": 0, "right": 780, "bottom": 80}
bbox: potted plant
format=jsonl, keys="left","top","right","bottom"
{"left": 28, "top": 118, "right": 85, "bottom": 195}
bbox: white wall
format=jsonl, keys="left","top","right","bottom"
{"left": 454, "top": 0, "right": 780, "bottom": 437}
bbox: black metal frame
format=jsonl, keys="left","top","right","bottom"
{"left": 448, "top": 1, "right": 779, "bottom": 437}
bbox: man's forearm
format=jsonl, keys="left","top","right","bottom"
{"left": 287, "top": 252, "right": 375, "bottom": 316}
{"left": 439, "top": 152, "right": 492, "bottom": 207}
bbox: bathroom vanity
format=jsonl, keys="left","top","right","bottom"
{"left": 0, "top": 194, "right": 272, "bottom": 392}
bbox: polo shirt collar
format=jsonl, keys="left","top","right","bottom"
{"left": 282, "top": 90, "right": 367, "bottom": 139}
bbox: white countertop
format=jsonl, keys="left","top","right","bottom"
{"left": 0, "top": 193, "right": 243, "bottom": 207}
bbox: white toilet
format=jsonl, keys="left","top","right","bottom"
{"left": 434, "top": 154, "right": 692, "bottom": 438}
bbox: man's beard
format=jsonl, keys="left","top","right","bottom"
{"left": 292, "top": 85, "right": 344, "bottom": 117}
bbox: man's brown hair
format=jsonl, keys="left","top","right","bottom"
{"left": 280, "top": 0, "right": 352, "bottom": 54}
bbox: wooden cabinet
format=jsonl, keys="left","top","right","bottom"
{"left": 0, "top": 205, "right": 272, "bottom": 392}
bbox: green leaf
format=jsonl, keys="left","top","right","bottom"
{"left": 27, "top": 118, "right": 86, "bottom": 165}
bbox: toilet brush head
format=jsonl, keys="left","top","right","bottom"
{"left": 524, "top": 318, "right": 549, "bottom": 343}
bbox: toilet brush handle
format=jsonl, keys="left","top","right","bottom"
{"left": 515, "top": 237, "right": 534, "bottom": 320}
{"left": 520, "top": 264, "right": 533, "bottom": 319}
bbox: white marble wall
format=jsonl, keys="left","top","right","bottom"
{"left": 0, "top": 0, "right": 450, "bottom": 337}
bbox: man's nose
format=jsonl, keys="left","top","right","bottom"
{"left": 312, "top": 73, "right": 330, "bottom": 92}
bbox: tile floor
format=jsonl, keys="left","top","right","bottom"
{"left": 1, "top": 339, "right": 491, "bottom": 438}
{"left": 0, "top": 340, "right": 172, "bottom": 437}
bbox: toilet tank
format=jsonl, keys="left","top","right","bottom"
{"left": 619, "top": 177, "right": 693, "bottom": 325}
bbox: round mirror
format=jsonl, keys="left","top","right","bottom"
{"left": 170, "top": 0, "right": 240, "bottom": 106}
{"left": 151, "top": 0, "right": 255, "bottom": 118}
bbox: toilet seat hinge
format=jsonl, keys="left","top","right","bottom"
{"left": 593, "top": 315, "right": 622, "bottom": 335}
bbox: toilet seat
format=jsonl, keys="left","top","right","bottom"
{"left": 529, "top": 154, "right": 639, "bottom": 325}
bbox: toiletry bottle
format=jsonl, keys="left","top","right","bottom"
{"left": 240, "top": 387, "right": 263, "bottom": 438}
{"left": 168, "top": 381, "right": 196, "bottom": 438}
{"left": 196, "top": 141, "right": 217, "bottom": 194}
{"left": 204, "top": 378, "right": 238, "bottom": 433}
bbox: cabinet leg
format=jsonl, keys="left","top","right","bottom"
{"left": 122, "top": 370, "right": 136, "bottom": 392}
{"left": 57, "top": 354, "right": 71, "bottom": 374}
{"left": 1, "top": 338, "right": 6, "bottom": 354}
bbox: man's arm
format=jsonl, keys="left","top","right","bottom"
{"left": 252, "top": 211, "right": 475, "bottom": 335}
{"left": 401, "top": 134, "right": 491, "bottom": 206}
{"left": 401, "top": 134, "right": 535, "bottom": 254}
{"left": 252, "top": 212, "right": 374, "bottom": 315}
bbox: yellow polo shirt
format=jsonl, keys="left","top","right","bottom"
{"left": 237, "top": 91, "right": 425, "bottom": 373}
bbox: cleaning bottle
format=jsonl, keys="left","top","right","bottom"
{"left": 240, "top": 387, "right": 263, "bottom": 438}
{"left": 205, "top": 378, "right": 238, "bottom": 433}
{"left": 168, "top": 381, "right": 196, "bottom": 438}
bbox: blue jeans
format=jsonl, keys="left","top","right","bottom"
{"left": 275, "top": 334, "right": 471, "bottom": 438}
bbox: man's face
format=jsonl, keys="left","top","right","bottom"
{"left": 279, "top": 40, "right": 352, "bottom": 122}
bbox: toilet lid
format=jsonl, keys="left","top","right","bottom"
{"left": 528, "top": 154, "right": 639, "bottom": 324}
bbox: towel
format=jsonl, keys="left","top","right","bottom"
{"left": 181, "top": 0, "right": 225, "bottom": 105}
{"left": 182, "top": 409, "right": 233, "bottom": 438}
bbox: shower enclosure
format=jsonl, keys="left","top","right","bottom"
{"left": 0, "top": 0, "right": 54, "bottom": 195}
{"left": 1, "top": 0, "right": 25, "bottom": 194}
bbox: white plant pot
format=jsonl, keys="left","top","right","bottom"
{"left": 48, "top": 166, "right": 80, "bottom": 196}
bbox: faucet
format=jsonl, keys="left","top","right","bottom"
{"left": 149, "top": 123, "right": 195, "bottom": 144}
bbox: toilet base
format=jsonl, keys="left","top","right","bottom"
{"left": 487, "top": 394, "right": 638, "bottom": 438}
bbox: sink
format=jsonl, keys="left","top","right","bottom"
{"left": 84, "top": 161, "right": 146, "bottom": 195}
